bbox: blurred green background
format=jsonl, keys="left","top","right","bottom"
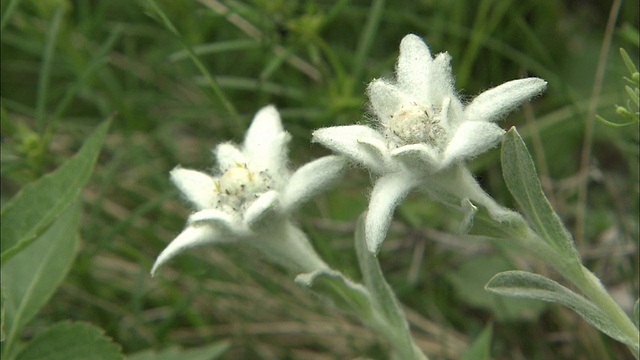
{"left": 1, "top": 0, "right": 638, "bottom": 358}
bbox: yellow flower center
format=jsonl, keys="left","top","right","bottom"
{"left": 215, "top": 163, "right": 272, "bottom": 212}
{"left": 385, "top": 102, "right": 447, "bottom": 148}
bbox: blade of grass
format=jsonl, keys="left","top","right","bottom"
{"left": 35, "top": 7, "right": 64, "bottom": 134}
{"left": 51, "top": 28, "right": 122, "bottom": 124}
{"left": 195, "top": 0, "right": 321, "bottom": 82}
{"left": 0, "top": 0, "right": 24, "bottom": 32}
{"left": 457, "top": 0, "right": 513, "bottom": 86}
{"left": 169, "top": 39, "right": 260, "bottom": 62}
{"left": 575, "top": 0, "right": 621, "bottom": 245}
{"left": 145, "top": 0, "right": 242, "bottom": 130}
{"left": 352, "top": 0, "right": 385, "bottom": 83}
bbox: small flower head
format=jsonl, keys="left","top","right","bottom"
{"left": 152, "top": 106, "right": 346, "bottom": 275}
{"left": 313, "top": 34, "right": 547, "bottom": 253}
{"left": 315, "top": 34, "right": 547, "bottom": 174}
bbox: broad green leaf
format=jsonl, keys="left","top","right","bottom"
{"left": 128, "top": 341, "right": 231, "bottom": 360}
{"left": 1, "top": 118, "right": 111, "bottom": 262}
{"left": 500, "top": 128, "right": 580, "bottom": 263}
{"left": 295, "top": 269, "right": 374, "bottom": 320}
{"left": 2, "top": 200, "right": 81, "bottom": 357}
{"left": 486, "top": 270, "right": 635, "bottom": 347}
{"left": 461, "top": 324, "right": 493, "bottom": 360}
{"left": 354, "top": 214, "right": 419, "bottom": 360}
{"left": 15, "top": 321, "right": 123, "bottom": 360}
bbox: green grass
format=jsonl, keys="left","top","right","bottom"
{"left": 2, "top": 0, "right": 638, "bottom": 359}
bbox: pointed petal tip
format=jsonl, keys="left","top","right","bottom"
{"left": 149, "top": 226, "right": 219, "bottom": 276}
{"left": 517, "top": 77, "right": 548, "bottom": 96}
{"left": 253, "top": 104, "right": 282, "bottom": 128}
{"left": 281, "top": 155, "right": 348, "bottom": 212}
{"left": 243, "top": 105, "right": 286, "bottom": 154}
{"left": 170, "top": 167, "right": 217, "bottom": 210}
{"left": 150, "top": 251, "right": 170, "bottom": 277}
{"left": 400, "top": 34, "right": 430, "bottom": 54}
{"left": 364, "top": 173, "right": 419, "bottom": 254}
{"left": 150, "top": 261, "right": 161, "bottom": 277}
{"left": 464, "top": 77, "right": 549, "bottom": 123}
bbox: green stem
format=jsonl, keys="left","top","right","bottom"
{"left": 572, "top": 267, "right": 639, "bottom": 356}
{"left": 501, "top": 217, "right": 639, "bottom": 355}
{"left": 355, "top": 214, "right": 429, "bottom": 360}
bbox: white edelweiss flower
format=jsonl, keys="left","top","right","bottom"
{"left": 152, "top": 105, "right": 346, "bottom": 275}
{"left": 313, "top": 34, "right": 547, "bottom": 253}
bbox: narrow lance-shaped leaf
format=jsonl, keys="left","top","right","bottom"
{"left": 500, "top": 128, "right": 580, "bottom": 263}
{"left": 2, "top": 199, "right": 82, "bottom": 357}
{"left": 1, "top": 118, "right": 112, "bottom": 262}
{"left": 486, "top": 270, "right": 637, "bottom": 348}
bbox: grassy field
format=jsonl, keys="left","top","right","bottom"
{"left": 2, "top": 0, "right": 638, "bottom": 359}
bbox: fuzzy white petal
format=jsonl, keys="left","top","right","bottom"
{"left": 215, "top": 143, "right": 247, "bottom": 170}
{"left": 440, "top": 121, "right": 505, "bottom": 168}
{"left": 367, "top": 79, "right": 405, "bottom": 122}
{"left": 281, "top": 155, "right": 347, "bottom": 212}
{"left": 243, "top": 105, "right": 291, "bottom": 175}
{"left": 313, "top": 125, "right": 391, "bottom": 174}
{"left": 438, "top": 94, "right": 466, "bottom": 132}
{"left": 396, "top": 34, "right": 432, "bottom": 97}
{"left": 260, "top": 132, "right": 292, "bottom": 182}
{"left": 170, "top": 168, "right": 217, "bottom": 210}
{"left": 366, "top": 172, "right": 420, "bottom": 253}
{"left": 151, "top": 225, "right": 222, "bottom": 275}
{"left": 464, "top": 78, "right": 548, "bottom": 123}
{"left": 423, "top": 52, "right": 457, "bottom": 106}
{"left": 243, "top": 190, "right": 280, "bottom": 230}
{"left": 188, "top": 209, "right": 241, "bottom": 231}
{"left": 244, "top": 105, "right": 284, "bottom": 148}
{"left": 357, "top": 137, "right": 394, "bottom": 172}
{"left": 391, "top": 143, "right": 440, "bottom": 172}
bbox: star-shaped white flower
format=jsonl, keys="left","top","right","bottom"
{"left": 313, "top": 34, "right": 547, "bottom": 253}
{"left": 152, "top": 105, "right": 346, "bottom": 275}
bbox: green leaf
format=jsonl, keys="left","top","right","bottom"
{"left": 128, "top": 342, "right": 231, "bottom": 360}
{"left": 15, "top": 321, "right": 123, "bottom": 360}
{"left": 486, "top": 270, "right": 635, "bottom": 347}
{"left": 295, "top": 269, "right": 374, "bottom": 320}
{"left": 2, "top": 200, "right": 81, "bottom": 357}
{"left": 1, "top": 118, "right": 111, "bottom": 262}
{"left": 500, "top": 128, "right": 580, "bottom": 263}
{"left": 461, "top": 324, "right": 493, "bottom": 360}
{"left": 620, "top": 48, "right": 638, "bottom": 78}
